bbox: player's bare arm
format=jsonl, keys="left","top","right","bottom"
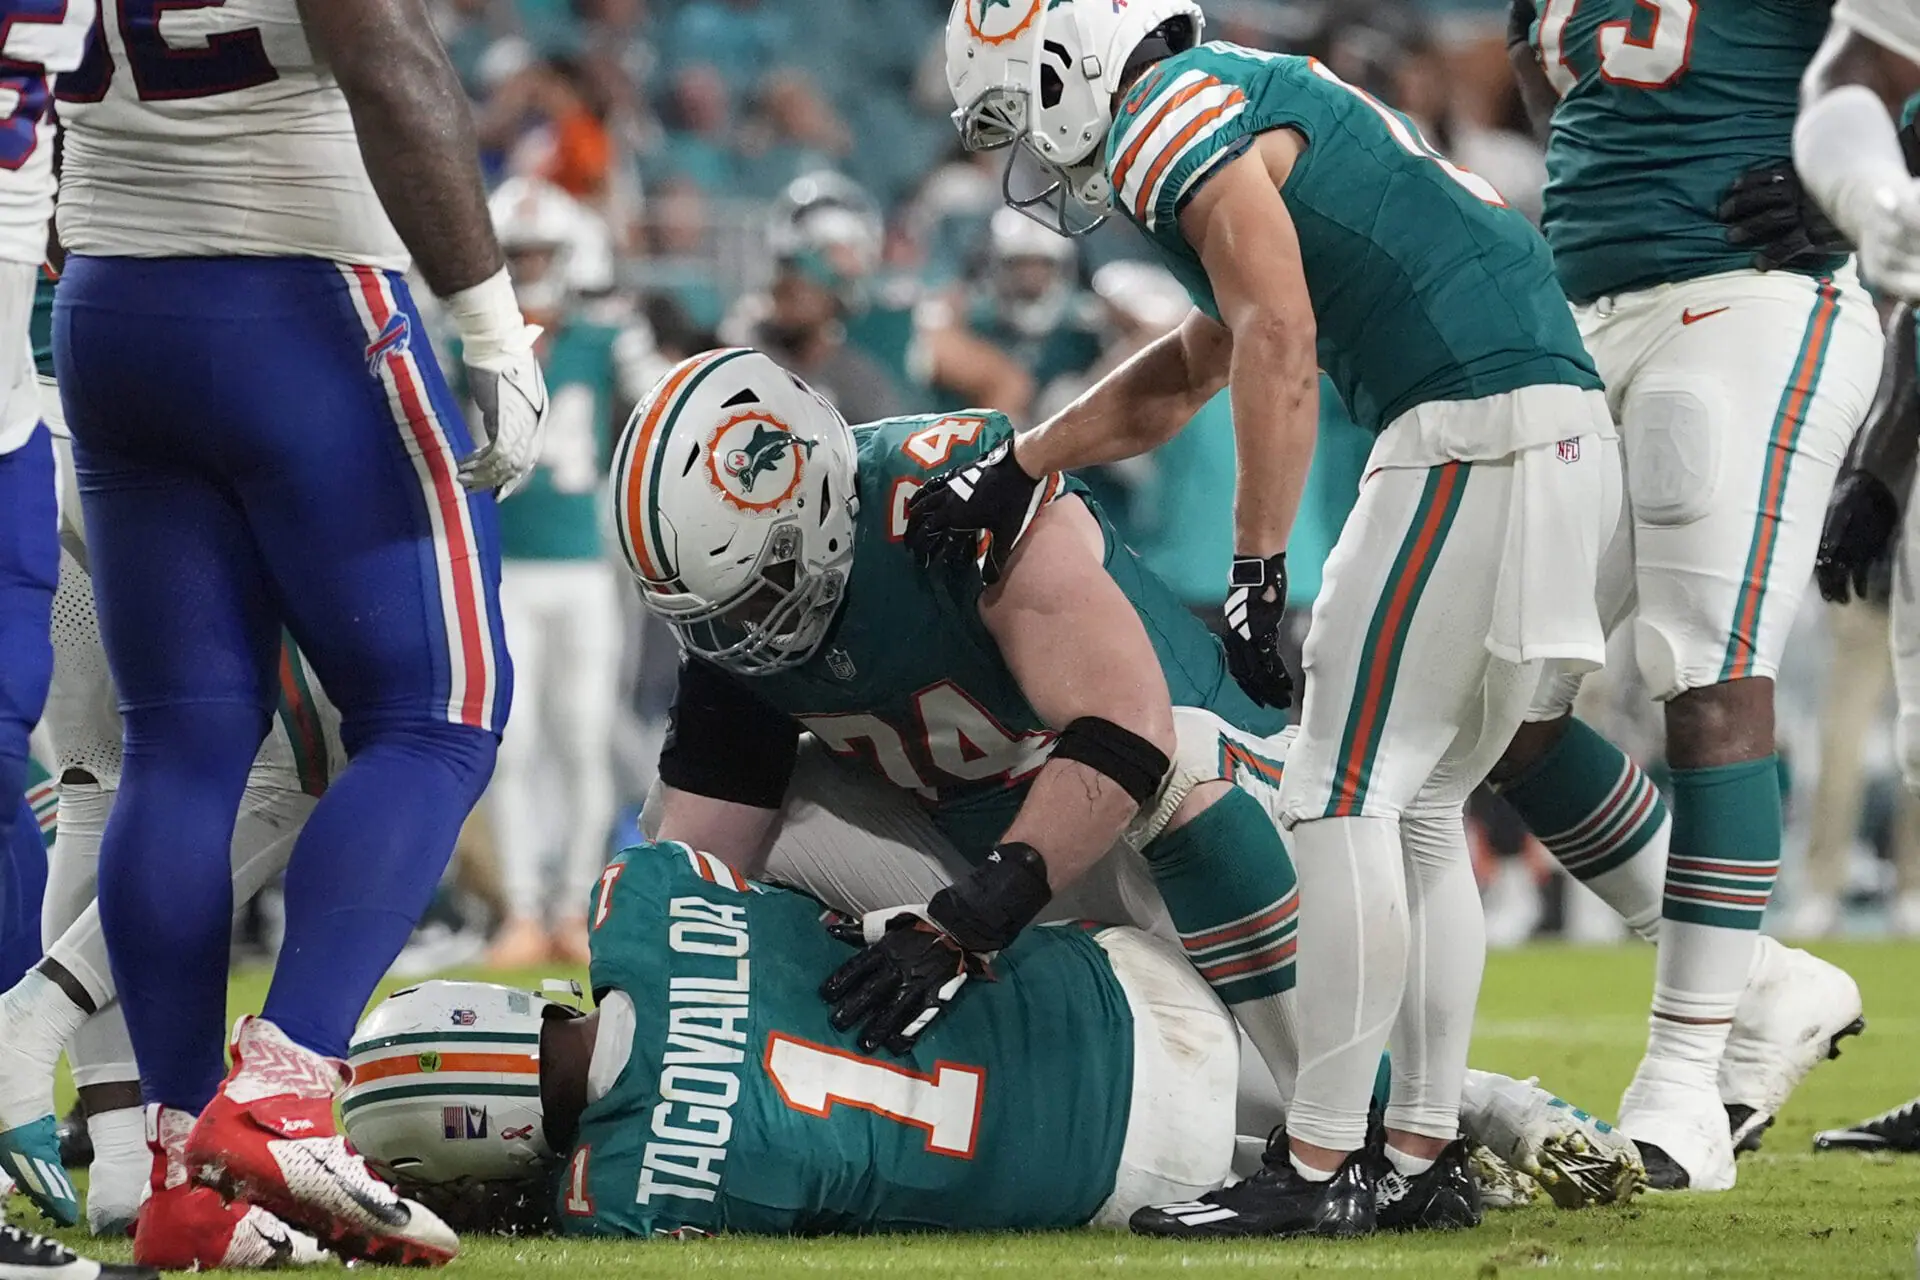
{"left": 1177, "top": 137, "right": 1318, "bottom": 562}
{"left": 299, "top": 0, "right": 552, "bottom": 494}
{"left": 981, "top": 497, "right": 1176, "bottom": 889}
{"left": 823, "top": 497, "right": 1177, "bottom": 1058}
{"left": 295, "top": 0, "right": 500, "bottom": 296}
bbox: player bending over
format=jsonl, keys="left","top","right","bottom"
{"left": 930, "top": 0, "right": 1619, "bottom": 1238}
{"left": 340, "top": 840, "right": 1636, "bottom": 1238}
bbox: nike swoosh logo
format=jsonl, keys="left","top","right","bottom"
{"left": 1680, "top": 306, "right": 1730, "bottom": 325}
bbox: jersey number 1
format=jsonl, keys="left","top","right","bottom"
{"left": 764, "top": 1033, "right": 985, "bottom": 1159}
{"left": 1537, "top": 0, "right": 1698, "bottom": 94}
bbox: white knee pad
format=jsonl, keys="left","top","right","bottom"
{"left": 1623, "top": 378, "right": 1724, "bottom": 528}
{"left": 1129, "top": 707, "right": 1290, "bottom": 846}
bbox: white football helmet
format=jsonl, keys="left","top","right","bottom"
{"left": 611, "top": 348, "right": 860, "bottom": 676}
{"left": 945, "top": 0, "right": 1202, "bottom": 235}
{"left": 343, "top": 981, "right": 580, "bottom": 1189}
{"left": 489, "top": 176, "right": 588, "bottom": 317}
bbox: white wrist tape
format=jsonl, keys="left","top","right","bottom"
{"left": 1793, "top": 84, "right": 1910, "bottom": 247}
{"left": 443, "top": 267, "right": 530, "bottom": 362}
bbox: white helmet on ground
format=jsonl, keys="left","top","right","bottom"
{"left": 489, "top": 176, "right": 589, "bottom": 316}
{"left": 343, "top": 980, "right": 578, "bottom": 1189}
{"left": 610, "top": 348, "right": 860, "bottom": 676}
{"left": 945, "top": 0, "right": 1203, "bottom": 235}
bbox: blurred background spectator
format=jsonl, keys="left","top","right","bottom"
{"left": 388, "top": 0, "right": 1914, "bottom": 967}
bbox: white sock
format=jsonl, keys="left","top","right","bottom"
{"left": 1290, "top": 1151, "right": 1335, "bottom": 1183}
{"left": 84, "top": 1107, "right": 148, "bottom": 1238}
{"left": 1582, "top": 813, "right": 1668, "bottom": 943}
{"left": 0, "top": 971, "right": 91, "bottom": 1127}
{"left": 1386, "top": 1145, "right": 1436, "bottom": 1178}
{"left": 1642, "top": 990, "right": 1734, "bottom": 1093}
{"left": 1287, "top": 816, "right": 1408, "bottom": 1154}
{"left": 1228, "top": 990, "right": 1299, "bottom": 1120}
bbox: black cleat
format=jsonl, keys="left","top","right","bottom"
{"left": 1725, "top": 1104, "right": 1771, "bottom": 1156}
{"left": 1373, "top": 1138, "right": 1483, "bottom": 1232}
{"left": 55, "top": 1104, "right": 90, "bottom": 1171}
{"left": 0, "top": 1222, "right": 158, "bottom": 1280}
{"left": 1634, "top": 1140, "right": 1690, "bottom": 1189}
{"left": 1813, "top": 1095, "right": 1920, "bottom": 1153}
{"left": 1130, "top": 1132, "right": 1375, "bottom": 1239}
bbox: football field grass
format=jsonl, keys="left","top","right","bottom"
{"left": 12, "top": 939, "right": 1918, "bottom": 1278}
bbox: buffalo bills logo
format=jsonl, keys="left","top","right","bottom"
{"left": 450, "top": 1008, "right": 478, "bottom": 1027}
{"left": 366, "top": 313, "right": 411, "bottom": 377}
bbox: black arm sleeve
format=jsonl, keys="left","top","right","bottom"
{"left": 656, "top": 658, "right": 803, "bottom": 811}
{"left": 1508, "top": 0, "right": 1539, "bottom": 53}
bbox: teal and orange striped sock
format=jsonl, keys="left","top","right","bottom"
{"left": 1648, "top": 757, "right": 1781, "bottom": 1081}
{"left": 1497, "top": 718, "right": 1667, "bottom": 941}
{"left": 1144, "top": 787, "right": 1300, "bottom": 1099}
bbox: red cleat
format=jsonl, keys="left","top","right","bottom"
{"left": 133, "top": 1105, "right": 329, "bottom": 1270}
{"left": 184, "top": 1017, "right": 459, "bottom": 1267}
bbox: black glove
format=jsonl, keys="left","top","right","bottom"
{"left": 903, "top": 441, "right": 1050, "bottom": 586}
{"left": 1222, "top": 552, "right": 1295, "bottom": 710}
{"left": 1816, "top": 471, "right": 1901, "bottom": 604}
{"left": 821, "top": 843, "right": 1051, "bottom": 1055}
{"left": 1720, "top": 160, "right": 1852, "bottom": 273}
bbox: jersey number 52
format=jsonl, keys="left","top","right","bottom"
{"left": 59, "top": 0, "right": 278, "bottom": 104}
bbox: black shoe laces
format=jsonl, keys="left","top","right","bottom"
{"left": 0, "top": 1223, "right": 77, "bottom": 1266}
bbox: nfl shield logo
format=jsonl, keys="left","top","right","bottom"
{"left": 827, "top": 648, "right": 856, "bottom": 681}
{"left": 1556, "top": 438, "right": 1581, "bottom": 464}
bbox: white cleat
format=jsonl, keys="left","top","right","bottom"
{"left": 1618, "top": 1059, "right": 1737, "bottom": 1192}
{"left": 1720, "top": 936, "right": 1864, "bottom": 1154}
{"left": 1461, "top": 1069, "right": 1645, "bottom": 1209}
{"left": 1466, "top": 1143, "right": 1541, "bottom": 1210}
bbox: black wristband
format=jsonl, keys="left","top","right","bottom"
{"left": 1051, "top": 716, "right": 1172, "bottom": 807}
{"left": 927, "top": 842, "right": 1052, "bottom": 953}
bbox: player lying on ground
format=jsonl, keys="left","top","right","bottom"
{"left": 341, "top": 839, "right": 1640, "bottom": 1237}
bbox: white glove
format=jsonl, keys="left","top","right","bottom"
{"left": 444, "top": 269, "right": 550, "bottom": 498}
{"left": 1859, "top": 179, "right": 1920, "bottom": 304}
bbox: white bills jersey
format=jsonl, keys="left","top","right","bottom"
{"left": 0, "top": 0, "right": 99, "bottom": 265}
{"left": 54, "top": 0, "right": 407, "bottom": 268}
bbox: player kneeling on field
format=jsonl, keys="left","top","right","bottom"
{"left": 340, "top": 840, "right": 1639, "bottom": 1238}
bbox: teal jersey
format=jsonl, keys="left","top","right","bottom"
{"left": 740, "top": 410, "right": 1285, "bottom": 857}
{"left": 1107, "top": 42, "right": 1599, "bottom": 434}
{"left": 31, "top": 273, "right": 53, "bottom": 381}
{"left": 1536, "top": 0, "right": 1841, "bottom": 304}
{"left": 560, "top": 840, "right": 1133, "bottom": 1236}
{"left": 491, "top": 322, "right": 625, "bottom": 561}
